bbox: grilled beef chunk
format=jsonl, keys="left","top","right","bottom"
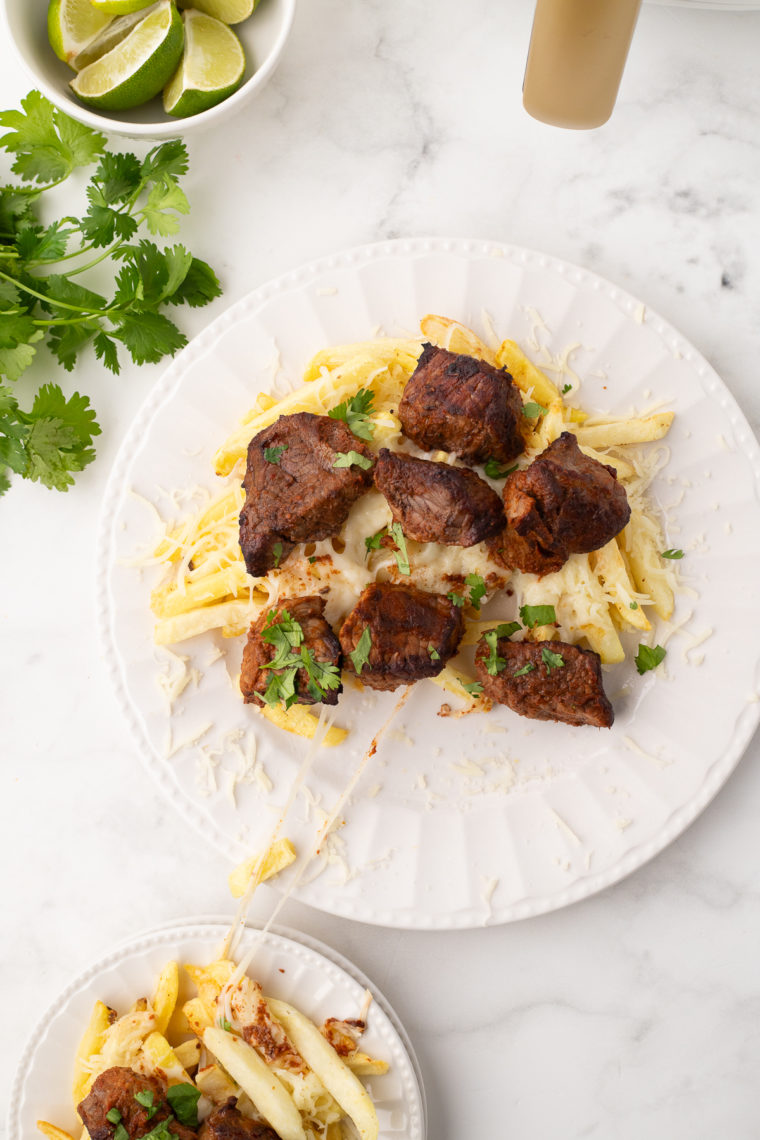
{"left": 239, "top": 413, "right": 373, "bottom": 578}
{"left": 398, "top": 344, "right": 524, "bottom": 465}
{"left": 78, "top": 1068, "right": 197, "bottom": 1140}
{"left": 339, "top": 582, "right": 464, "bottom": 691}
{"left": 495, "top": 432, "right": 630, "bottom": 573}
{"left": 199, "top": 1099, "right": 278, "bottom": 1140}
{"left": 474, "top": 637, "right": 614, "bottom": 728}
{"left": 240, "top": 595, "right": 342, "bottom": 707}
{"left": 374, "top": 448, "right": 504, "bottom": 546}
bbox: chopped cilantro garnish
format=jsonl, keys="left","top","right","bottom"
{"left": 135, "top": 1091, "right": 157, "bottom": 1119}
{"left": 300, "top": 645, "right": 341, "bottom": 698}
{"left": 333, "top": 450, "right": 373, "bottom": 470}
{"left": 465, "top": 573, "right": 487, "bottom": 610}
{"left": 272, "top": 541, "right": 283, "bottom": 568}
{"left": 494, "top": 621, "right": 521, "bottom": 638}
{"left": 635, "top": 643, "right": 666, "bottom": 675}
{"left": 114, "top": 1125, "right": 129, "bottom": 1140}
{"left": 365, "top": 529, "right": 384, "bottom": 555}
{"left": 462, "top": 680, "right": 484, "bottom": 697}
{"left": 513, "top": 662, "right": 535, "bottom": 677}
{"left": 390, "top": 522, "right": 410, "bottom": 575}
{"left": 447, "top": 591, "right": 465, "bottom": 607}
{"left": 519, "top": 603, "right": 557, "bottom": 628}
{"left": 661, "top": 548, "right": 684, "bottom": 560}
{"left": 261, "top": 608, "right": 303, "bottom": 668}
{"left": 221, "top": 1017, "right": 232, "bottom": 1031}
{"left": 629, "top": 601, "right": 638, "bottom": 610}
{"left": 428, "top": 644, "right": 440, "bottom": 661}
{"left": 106, "top": 1110, "right": 122, "bottom": 1125}
{"left": 328, "top": 388, "right": 375, "bottom": 440}
{"left": 350, "top": 626, "right": 372, "bottom": 674}
{"left": 484, "top": 458, "right": 517, "bottom": 480}
{"left": 483, "top": 630, "right": 507, "bottom": 675}
{"left": 166, "top": 1084, "right": 202, "bottom": 1128}
{"left": 541, "top": 646, "right": 565, "bottom": 674}
{"left": 264, "top": 444, "right": 287, "bottom": 464}
{"left": 562, "top": 383, "right": 572, "bottom": 395}
{"left": 259, "top": 609, "right": 339, "bottom": 708}
{"left": 262, "top": 668, "right": 298, "bottom": 710}
{"left": 522, "top": 401, "right": 548, "bottom": 418}
{"left": 308, "top": 555, "right": 317, "bottom": 564}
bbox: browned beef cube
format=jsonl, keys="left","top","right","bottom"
{"left": 240, "top": 595, "right": 342, "bottom": 707}
{"left": 239, "top": 413, "right": 373, "bottom": 578}
{"left": 487, "top": 524, "right": 567, "bottom": 577}
{"left": 474, "top": 637, "right": 614, "bottom": 728}
{"left": 500, "top": 432, "right": 630, "bottom": 572}
{"left": 78, "top": 1068, "right": 196, "bottom": 1140}
{"left": 339, "top": 582, "right": 464, "bottom": 691}
{"left": 374, "top": 448, "right": 504, "bottom": 546}
{"left": 199, "top": 1099, "right": 278, "bottom": 1140}
{"left": 398, "top": 344, "right": 525, "bottom": 465}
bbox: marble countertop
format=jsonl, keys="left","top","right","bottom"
{"left": 2, "top": 2, "right": 760, "bottom": 1137}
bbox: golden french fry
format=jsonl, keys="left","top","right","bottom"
{"left": 572, "top": 411, "right": 674, "bottom": 449}
{"left": 154, "top": 600, "right": 260, "bottom": 646}
{"left": 344, "top": 1052, "right": 390, "bottom": 1077}
{"left": 183, "top": 997, "right": 213, "bottom": 1038}
{"left": 419, "top": 314, "right": 497, "bottom": 366}
{"left": 229, "top": 838, "right": 297, "bottom": 898}
{"left": 496, "top": 339, "right": 560, "bottom": 406}
{"left": 591, "top": 541, "right": 651, "bottom": 632}
{"left": 173, "top": 1039, "right": 201, "bottom": 1073}
{"left": 429, "top": 664, "right": 484, "bottom": 706}
{"left": 203, "top": 1028, "right": 307, "bottom": 1140}
{"left": 266, "top": 999, "right": 378, "bottom": 1140}
{"left": 619, "top": 510, "right": 674, "bottom": 620}
{"left": 195, "top": 1063, "right": 239, "bottom": 1105}
{"left": 141, "top": 1031, "right": 193, "bottom": 1084}
{"left": 186, "top": 960, "right": 236, "bottom": 1022}
{"left": 302, "top": 340, "right": 422, "bottom": 383}
{"left": 152, "top": 961, "right": 179, "bottom": 1036}
{"left": 151, "top": 565, "right": 251, "bottom": 618}
{"left": 37, "top": 1123, "right": 76, "bottom": 1140}
{"left": 72, "top": 1000, "right": 114, "bottom": 1105}
{"left": 256, "top": 703, "right": 347, "bottom": 746}
{"left": 578, "top": 445, "right": 635, "bottom": 480}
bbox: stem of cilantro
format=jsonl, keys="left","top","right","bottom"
{"left": 0, "top": 268, "right": 105, "bottom": 314}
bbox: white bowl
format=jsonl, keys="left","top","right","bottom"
{"left": 1, "top": 0, "right": 296, "bottom": 140}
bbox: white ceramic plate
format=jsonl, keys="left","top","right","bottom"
{"left": 7, "top": 921, "right": 426, "bottom": 1140}
{"left": 97, "top": 237, "right": 760, "bottom": 929}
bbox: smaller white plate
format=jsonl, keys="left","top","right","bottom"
{"left": 7, "top": 921, "right": 426, "bottom": 1140}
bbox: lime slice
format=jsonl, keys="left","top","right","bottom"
{"left": 71, "top": 3, "right": 161, "bottom": 71}
{"left": 91, "top": 0, "right": 157, "bottom": 14}
{"left": 176, "top": 0, "right": 258, "bottom": 25}
{"left": 48, "top": 0, "right": 113, "bottom": 66}
{"left": 164, "top": 10, "right": 245, "bottom": 117}
{"left": 70, "top": 0, "right": 184, "bottom": 111}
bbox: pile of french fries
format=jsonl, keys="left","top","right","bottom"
{"left": 146, "top": 312, "right": 677, "bottom": 734}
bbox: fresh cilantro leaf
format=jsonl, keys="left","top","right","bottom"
{"left": 513, "top": 662, "right": 535, "bottom": 677}
{"left": 635, "top": 644, "right": 666, "bottom": 675}
{"left": 43, "top": 273, "right": 107, "bottom": 313}
{"left": 350, "top": 626, "right": 372, "bottom": 674}
{"left": 519, "top": 603, "right": 557, "bottom": 629}
{"left": 0, "top": 313, "right": 39, "bottom": 349}
{"left": 164, "top": 257, "right": 221, "bottom": 309}
{"left": 112, "top": 311, "right": 186, "bottom": 365}
{"left": 114, "top": 1123, "right": 129, "bottom": 1140}
{"left": 94, "top": 150, "right": 142, "bottom": 204}
{"left": 447, "top": 591, "right": 465, "bottom": 607}
{"left": 484, "top": 458, "right": 517, "bottom": 479}
{"left": 300, "top": 646, "right": 341, "bottom": 696}
{"left": 333, "top": 450, "right": 373, "bottom": 471}
{"left": 0, "top": 334, "right": 43, "bottom": 381}
{"left": 47, "top": 323, "right": 98, "bottom": 372}
{"left": 160, "top": 244, "right": 194, "bottom": 302}
{"left": 221, "top": 1018, "right": 232, "bottom": 1031}
{"left": 93, "top": 331, "right": 120, "bottom": 374}
{"left": 141, "top": 139, "right": 189, "bottom": 184}
{"left": 81, "top": 185, "right": 137, "bottom": 246}
{"left": 522, "top": 401, "right": 548, "bottom": 418}
{"left": 264, "top": 445, "right": 287, "bottom": 464}
{"left": 142, "top": 179, "right": 190, "bottom": 237}
{"left": 272, "top": 541, "right": 283, "bottom": 568}
{"left": 462, "top": 680, "right": 483, "bottom": 696}
{"left": 262, "top": 668, "right": 298, "bottom": 710}
{"left": 629, "top": 601, "right": 638, "bottom": 610}
{"left": 134, "top": 1090, "right": 156, "bottom": 1118}
{"left": 328, "top": 388, "right": 375, "bottom": 440}
{"left": 106, "top": 1110, "right": 121, "bottom": 1125}
{"left": 562, "top": 383, "right": 572, "bottom": 395}
{"left": 166, "top": 1084, "right": 201, "bottom": 1128}
{"left": 494, "top": 621, "right": 521, "bottom": 639}
{"left": 365, "top": 529, "right": 384, "bottom": 554}
{"left": 541, "top": 646, "right": 564, "bottom": 674}
{"left": 661, "top": 548, "right": 684, "bottom": 560}
{"left": 20, "top": 385, "right": 100, "bottom": 490}
{"left": 261, "top": 608, "right": 303, "bottom": 667}
{"left": 483, "top": 630, "right": 507, "bottom": 675}
{"left": 428, "top": 644, "right": 440, "bottom": 661}
{"left": 0, "top": 91, "right": 104, "bottom": 183}
{"left": 465, "top": 573, "right": 486, "bottom": 610}
{"left": 308, "top": 555, "right": 317, "bottom": 564}
{"left": 390, "top": 522, "right": 410, "bottom": 575}
{"left": 16, "top": 220, "right": 73, "bottom": 261}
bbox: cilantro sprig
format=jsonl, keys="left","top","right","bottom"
{"left": 333, "top": 450, "right": 373, "bottom": 471}
{"left": 328, "top": 388, "right": 375, "bottom": 440}
{"left": 635, "top": 644, "right": 666, "bottom": 675}
{"left": 0, "top": 91, "right": 221, "bottom": 495}
{"left": 259, "top": 609, "right": 340, "bottom": 709}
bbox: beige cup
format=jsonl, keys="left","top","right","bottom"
{"left": 523, "top": 0, "right": 642, "bottom": 129}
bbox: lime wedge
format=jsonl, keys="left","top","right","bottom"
{"left": 48, "top": 0, "right": 113, "bottom": 67}
{"left": 164, "top": 10, "right": 245, "bottom": 118}
{"left": 71, "top": 0, "right": 184, "bottom": 111}
{"left": 91, "top": 0, "right": 157, "bottom": 14}
{"left": 176, "top": 0, "right": 258, "bottom": 25}
{"left": 71, "top": 3, "right": 161, "bottom": 71}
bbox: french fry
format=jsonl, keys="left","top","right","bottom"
{"left": 173, "top": 1039, "right": 201, "bottom": 1072}
{"left": 302, "top": 340, "right": 422, "bottom": 383}
{"left": 591, "top": 540, "right": 651, "bottom": 632}
{"left": 72, "top": 1000, "right": 115, "bottom": 1105}
{"left": 154, "top": 600, "right": 260, "bottom": 646}
{"left": 37, "top": 1123, "right": 76, "bottom": 1140}
{"left": 429, "top": 664, "right": 484, "bottom": 706}
{"left": 256, "top": 703, "right": 348, "bottom": 746}
{"left": 229, "top": 838, "right": 298, "bottom": 898}
{"left": 619, "top": 509, "right": 674, "bottom": 620}
{"left": 152, "top": 961, "right": 179, "bottom": 1036}
{"left": 185, "top": 960, "right": 236, "bottom": 1021}
{"left": 195, "top": 1063, "right": 239, "bottom": 1105}
{"left": 203, "top": 1028, "right": 307, "bottom": 1140}
{"left": 141, "top": 1031, "right": 193, "bottom": 1085}
{"left": 266, "top": 999, "right": 378, "bottom": 1140}
{"left": 572, "top": 411, "right": 674, "bottom": 449}
{"left": 496, "top": 339, "right": 560, "bottom": 407}
{"left": 151, "top": 566, "right": 251, "bottom": 618}
{"left": 183, "top": 997, "right": 213, "bottom": 1038}
{"left": 344, "top": 1052, "right": 390, "bottom": 1077}
{"left": 419, "top": 314, "right": 497, "bottom": 365}
{"left": 578, "top": 445, "right": 635, "bottom": 480}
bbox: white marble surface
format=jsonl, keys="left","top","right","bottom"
{"left": 2, "top": 2, "right": 760, "bottom": 1138}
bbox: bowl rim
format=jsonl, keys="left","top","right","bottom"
{"left": 0, "top": 0, "right": 297, "bottom": 139}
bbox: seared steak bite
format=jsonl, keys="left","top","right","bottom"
{"left": 199, "top": 1099, "right": 279, "bottom": 1140}
{"left": 239, "top": 412, "right": 373, "bottom": 578}
{"left": 499, "top": 432, "right": 631, "bottom": 573}
{"left": 398, "top": 344, "right": 525, "bottom": 465}
{"left": 240, "top": 595, "right": 342, "bottom": 707}
{"left": 474, "top": 636, "right": 614, "bottom": 728}
{"left": 488, "top": 524, "right": 566, "bottom": 578}
{"left": 374, "top": 448, "right": 504, "bottom": 546}
{"left": 339, "top": 582, "right": 464, "bottom": 691}
{"left": 78, "top": 1068, "right": 197, "bottom": 1140}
